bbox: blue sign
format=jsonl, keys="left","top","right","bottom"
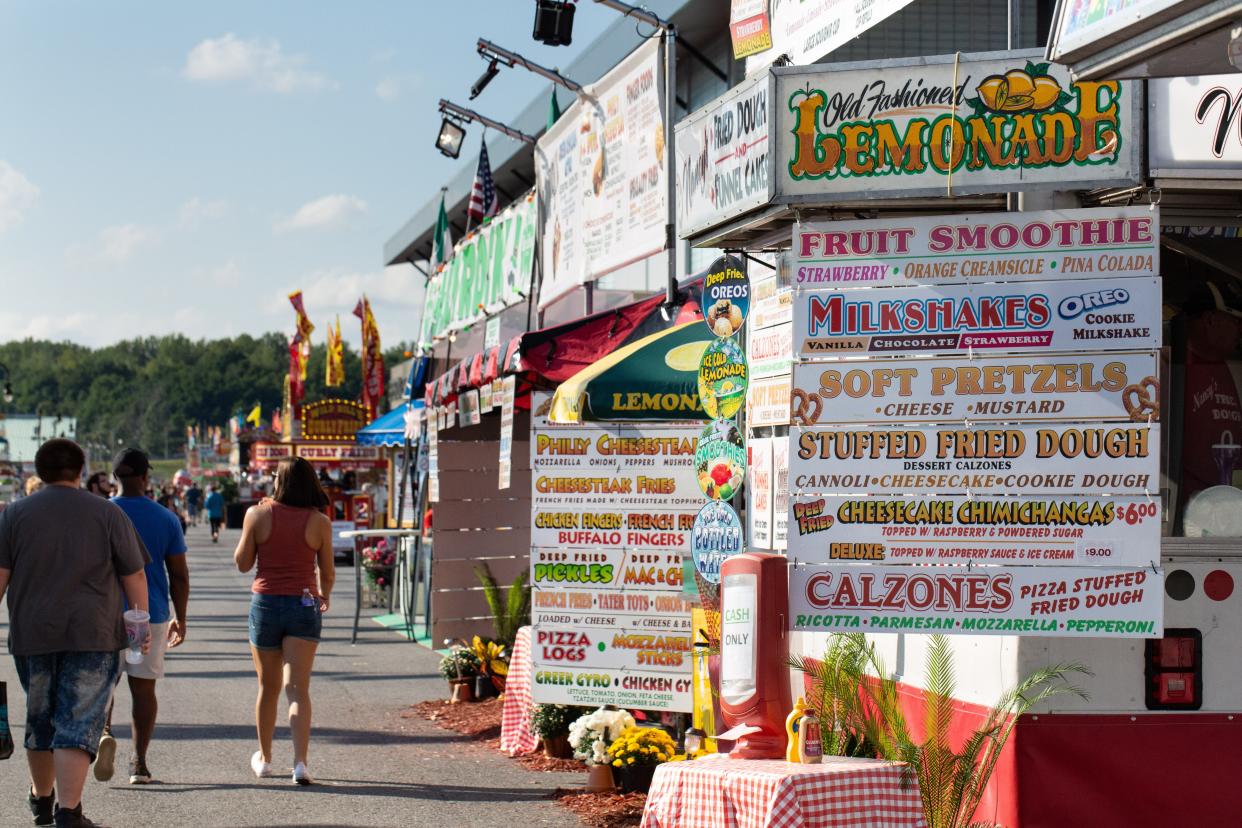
{"left": 692, "top": 500, "right": 744, "bottom": 584}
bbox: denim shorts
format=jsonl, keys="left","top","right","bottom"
{"left": 248, "top": 594, "right": 322, "bottom": 650}
{"left": 13, "top": 651, "right": 120, "bottom": 758}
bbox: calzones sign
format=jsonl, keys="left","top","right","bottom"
{"left": 790, "top": 423, "right": 1159, "bottom": 496}
{"left": 790, "top": 351, "right": 1161, "bottom": 426}
{"left": 786, "top": 493, "right": 1160, "bottom": 567}
{"left": 793, "top": 277, "right": 1161, "bottom": 359}
{"left": 789, "top": 564, "right": 1164, "bottom": 638}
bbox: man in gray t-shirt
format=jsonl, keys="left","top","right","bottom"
{"left": 0, "top": 439, "right": 150, "bottom": 828}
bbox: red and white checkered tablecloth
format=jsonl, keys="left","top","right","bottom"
{"left": 641, "top": 754, "right": 928, "bottom": 828}
{"left": 499, "top": 626, "right": 539, "bottom": 756}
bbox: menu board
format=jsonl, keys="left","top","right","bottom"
{"left": 793, "top": 277, "right": 1162, "bottom": 359}
{"left": 772, "top": 437, "right": 789, "bottom": 550}
{"left": 790, "top": 423, "right": 1159, "bottom": 496}
{"left": 789, "top": 564, "right": 1164, "bottom": 639}
{"left": 530, "top": 417, "right": 697, "bottom": 711}
{"left": 747, "top": 437, "right": 773, "bottom": 549}
{"left": 790, "top": 351, "right": 1161, "bottom": 426}
{"left": 786, "top": 493, "right": 1160, "bottom": 567}
{"left": 537, "top": 39, "right": 667, "bottom": 309}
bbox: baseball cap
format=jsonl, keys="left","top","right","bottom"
{"left": 113, "top": 448, "right": 151, "bottom": 478}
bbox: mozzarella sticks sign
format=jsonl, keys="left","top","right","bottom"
{"left": 790, "top": 423, "right": 1158, "bottom": 496}
{"left": 787, "top": 494, "right": 1160, "bottom": 567}
{"left": 793, "top": 277, "right": 1161, "bottom": 358}
{"left": 789, "top": 564, "right": 1164, "bottom": 638}
{"left": 791, "top": 351, "right": 1160, "bottom": 425}
{"left": 793, "top": 207, "right": 1158, "bottom": 289}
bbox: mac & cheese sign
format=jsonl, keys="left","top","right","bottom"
{"left": 773, "top": 51, "right": 1140, "bottom": 200}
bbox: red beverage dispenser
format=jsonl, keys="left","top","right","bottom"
{"left": 719, "top": 552, "right": 790, "bottom": 759}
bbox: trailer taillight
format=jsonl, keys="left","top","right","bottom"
{"left": 1144, "top": 628, "right": 1202, "bottom": 711}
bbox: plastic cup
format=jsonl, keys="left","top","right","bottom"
{"left": 124, "top": 609, "right": 150, "bottom": 665}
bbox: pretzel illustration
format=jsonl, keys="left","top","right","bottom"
{"left": 791, "top": 388, "right": 823, "bottom": 426}
{"left": 1122, "top": 376, "right": 1159, "bottom": 422}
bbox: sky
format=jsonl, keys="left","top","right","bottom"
{"left": 0, "top": 2, "right": 612, "bottom": 349}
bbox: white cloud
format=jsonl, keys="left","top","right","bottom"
{"left": 280, "top": 265, "right": 425, "bottom": 345}
{"left": 178, "top": 196, "right": 229, "bottom": 228}
{"left": 0, "top": 310, "right": 94, "bottom": 342}
{"left": 275, "top": 194, "right": 367, "bottom": 232}
{"left": 184, "top": 33, "right": 334, "bottom": 93}
{"left": 375, "top": 76, "right": 402, "bottom": 101}
{"left": 0, "top": 161, "right": 39, "bottom": 232}
{"left": 66, "top": 223, "right": 157, "bottom": 266}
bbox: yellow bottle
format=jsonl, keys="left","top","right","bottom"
{"left": 785, "top": 697, "right": 808, "bottom": 762}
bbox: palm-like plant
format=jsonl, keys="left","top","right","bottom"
{"left": 794, "top": 634, "right": 1091, "bottom": 828}
{"left": 474, "top": 563, "right": 531, "bottom": 648}
{"left": 789, "top": 633, "right": 874, "bottom": 758}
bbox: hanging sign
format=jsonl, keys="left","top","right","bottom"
{"left": 786, "top": 493, "right": 1161, "bottom": 567}
{"left": 792, "top": 277, "right": 1162, "bottom": 359}
{"left": 530, "top": 421, "right": 702, "bottom": 551}
{"left": 691, "top": 500, "right": 744, "bottom": 584}
{"left": 747, "top": 375, "right": 791, "bottom": 428}
{"left": 695, "top": 419, "right": 747, "bottom": 500}
{"left": 747, "top": 437, "right": 774, "bottom": 549}
{"left": 537, "top": 40, "right": 667, "bottom": 309}
{"left": 498, "top": 375, "right": 516, "bottom": 489}
{"left": 702, "top": 254, "right": 751, "bottom": 337}
{"left": 1149, "top": 75, "right": 1242, "bottom": 176}
{"left": 728, "top": 0, "right": 772, "bottom": 59}
{"left": 751, "top": 288, "right": 792, "bottom": 330}
{"left": 772, "top": 437, "right": 789, "bottom": 550}
{"left": 747, "top": 0, "right": 917, "bottom": 74}
{"left": 698, "top": 338, "right": 748, "bottom": 419}
{"left": 427, "top": 414, "right": 439, "bottom": 503}
{"left": 793, "top": 207, "right": 1159, "bottom": 288}
{"left": 775, "top": 51, "right": 1141, "bottom": 201}
{"left": 790, "top": 351, "right": 1162, "bottom": 426}
{"left": 748, "top": 322, "right": 792, "bottom": 380}
{"left": 458, "top": 389, "right": 481, "bottom": 428}
{"left": 790, "top": 423, "right": 1160, "bottom": 496}
{"left": 789, "top": 564, "right": 1165, "bottom": 638}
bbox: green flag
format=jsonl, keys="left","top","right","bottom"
{"left": 432, "top": 189, "right": 452, "bottom": 266}
{"left": 547, "top": 87, "right": 561, "bottom": 131}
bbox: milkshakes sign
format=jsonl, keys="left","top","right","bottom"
{"left": 774, "top": 52, "right": 1140, "bottom": 200}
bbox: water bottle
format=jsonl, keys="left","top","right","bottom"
{"left": 301, "top": 588, "right": 315, "bottom": 608}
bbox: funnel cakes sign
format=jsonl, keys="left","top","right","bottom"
{"left": 773, "top": 51, "right": 1140, "bottom": 200}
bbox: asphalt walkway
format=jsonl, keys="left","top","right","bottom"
{"left": 0, "top": 521, "right": 580, "bottom": 827}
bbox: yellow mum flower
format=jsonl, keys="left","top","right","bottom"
{"left": 627, "top": 757, "right": 636, "bottom": 765}
{"left": 613, "top": 759, "right": 622, "bottom": 767}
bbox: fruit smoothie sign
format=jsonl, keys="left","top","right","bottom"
{"left": 786, "top": 493, "right": 1160, "bottom": 567}
{"left": 789, "top": 564, "right": 1164, "bottom": 638}
{"left": 793, "top": 277, "right": 1161, "bottom": 358}
{"left": 530, "top": 422, "right": 702, "bottom": 552}
{"left": 793, "top": 207, "right": 1158, "bottom": 288}
{"left": 774, "top": 52, "right": 1140, "bottom": 200}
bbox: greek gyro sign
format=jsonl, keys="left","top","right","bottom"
{"left": 790, "top": 351, "right": 1161, "bottom": 426}
{"left": 793, "top": 207, "right": 1158, "bottom": 288}
{"left": 793, "top": 277, "right": 1161, "bottom": 358}
{"left": 775, "top": 52, "right": 1140, "bottom": 200}
{"left": 789, "top": 564, "right": 1164, "bottom": 638}
{"left": 790, "top": 423, "right": 1159, "bottom": 496}
{"left": 787, "top": 494, "right": 1160, "bottom": 567}
{"left": 531, "top": 422, "right": 702, "bottom": 552}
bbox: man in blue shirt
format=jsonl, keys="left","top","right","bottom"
{"left": 204, "top": 485, "right": 225, "bottom": 543}
{"left": 95, "top": 448, "right": 190, "bottom": 787}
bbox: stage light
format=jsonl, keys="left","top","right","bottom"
{"left": 533, "top": 0, "right": 575, "bottom": 46}
{"left": 435, "top": 118, "right": 467, "bottom": 159}
{"left": 470, "top": 60, "right": 501, "bottom": 100}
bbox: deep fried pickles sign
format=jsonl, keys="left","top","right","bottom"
{"left": 787, "top": 493, "right": 1160, "bottom": 567}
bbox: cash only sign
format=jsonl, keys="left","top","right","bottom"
{"left": 788, "top": 206, "right": 1165, "bottom": 638}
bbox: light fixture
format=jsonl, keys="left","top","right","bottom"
{"left": 470, "top": 59, "right": 501, "bottom": 100}
{"left": 436, "top": 117, "right": 468, "bottom": 159}
{"left": 683, "top": 727, "right": 706, "bottom": 755}
{"left": 533, "top": 0, "right": 576, "bottom": 46}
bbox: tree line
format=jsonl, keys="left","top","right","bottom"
{"left": 0, "top": 335, "right": 413, "bottom": 458}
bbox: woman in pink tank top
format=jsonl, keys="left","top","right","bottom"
{"left": 233, "top": 457, "right": 335, "bottom": 786}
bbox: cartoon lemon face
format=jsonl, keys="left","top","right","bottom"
{"left": 977, "top": 70, "right": 1062, "bottom": 112}
{"left": 665, "top": 341, "right": 710, "bottom": 372}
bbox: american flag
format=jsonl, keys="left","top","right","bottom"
{"left": 467, "top": 141, "right": 499, "bottom": 222}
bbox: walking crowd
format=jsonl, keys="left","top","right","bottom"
{"left": 0, "top": 440, "right": 335, "bottom": 827}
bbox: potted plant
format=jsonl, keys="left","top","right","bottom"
{"left": 531, "top": 704, "right": 579, "bottom": 758}
{"left": 606, "top": 725, "right": 678, "bottom": 793}
{"left": 361, "top": 541, "right": 397, "bottom": 606}
{"left": 474, "top": 564, "right": 531, "bottom": 653}
{"left": 468, "top": 635, "right": 509, "bottom": 698}
{"left": 438, "top": 646, "right": 480, "bottom": 703}
{"left": 568, "top": 707, "right": 636, "bottom": 792}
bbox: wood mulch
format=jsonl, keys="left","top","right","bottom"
{"left": 409, "top": 696, "right": 646, "bottom": 827}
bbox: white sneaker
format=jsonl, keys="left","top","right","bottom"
{"left": 292, "top": 762, "right": 313, "bottom": 786}
{"left": 250, "top": 751, "right": 274, "bottom": 779}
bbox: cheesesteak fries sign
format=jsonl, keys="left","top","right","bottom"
{"left": 790, "top": 564, "right": 1164, "bottom": 638}
{"left": 787, "top": 493, "right": 1160, "bottom": 567}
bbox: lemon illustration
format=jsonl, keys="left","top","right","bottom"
{"left": 666, "top": 341, "right": 710, "bottom": 372}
